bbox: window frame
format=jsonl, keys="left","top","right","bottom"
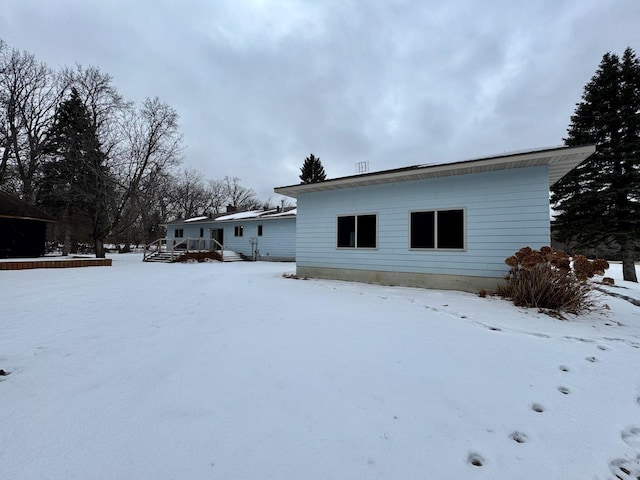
{"left": 336, "top": 213, "right": 378, "bottom": 250}
{"left": 234, "top": 225, "right": 244, "bottom": 237}
{"left": 409, "top": 208, "right": 466, "bottom": 251}
{"left": 174, "top": 228, "right": 184, "bottom": 238}
{"left": 257, "top": 225, "right": 263, "bottom": 236}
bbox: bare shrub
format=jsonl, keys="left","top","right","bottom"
{"left": 496, "top": 247, "right": 609, "bottom": 315}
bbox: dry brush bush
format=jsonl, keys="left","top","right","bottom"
{"left": 497, "top": 247, "right": 609, "bottom": 315}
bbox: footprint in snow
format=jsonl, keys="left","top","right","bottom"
{"left": 586, "top": 356, "right": 598, "bottom": 363}
{"left": 472, "top": 321, "right": 501, "bottom": 332}
{"left": 529, "top": 332, "right": 551, "bottom": 339}
{"left": 559, "top": 365, "right": 571, "bottom": 372}
{"left": 467, "top": 452, "right": 485, "bottom": 467}
{"left": 609, "top": 456, "right": 640, "bottom": 479}
{"left": 622, "top": 427, "right": 640, "bottom": 452}
{"left": 509, "top": 431, "right": 527, "bottom": 444}
{"left": 597, "top": 345, "right": 608, "bottom": 351}
{"left": 565, "top": 336, "right": 595, "bottom": 343}
{"left": 531, "top": 403, "right": 545, "bottom": 413}
{"left": 558, "top": 386, "right": 571, "bottom": 395}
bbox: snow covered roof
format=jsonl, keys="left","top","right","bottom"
{"left": 268, "top": 208, "right": 297, "bottom": 217}
{"left": 215, "top": 210, "right": 277, "bottom": 221}
{"left": 162, "top": 208, "right": 296, "bottom": 227}
{"left": 274, "top": 145, "right": 596, "bottom": 198}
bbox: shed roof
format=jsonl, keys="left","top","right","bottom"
{"left": 0, "top": 190, "right": 55, "bottom": 222}
{"left": 273, "top": 144, "right": 596, "bottom": 198}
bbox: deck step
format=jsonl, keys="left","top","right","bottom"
{"left": 220, "top": 250, "right": 243, "bottom": 262}
{"left": 144, "top": 250, "right": 244, "bottom": 263}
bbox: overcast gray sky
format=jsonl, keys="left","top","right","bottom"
{"left": 1, "top": 0, "right": 639, "bottom": 202}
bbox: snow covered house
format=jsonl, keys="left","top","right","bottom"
{"left": 274, "top": 145, "right": 596, "bottom": 292}
{"left": 159, "top": 208, "right": 296, "bottom": 262}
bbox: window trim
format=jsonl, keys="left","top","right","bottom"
{"left": 336, "top": 213, "right": 378, "bottom": 250}
{"left": 408, "top": 208, "right": 466, "bottom": 251}
{"left": 234, "top": 225, "right": 244, "bottom": 237}
{"left": 257, "top": 224, "right": 263, "bottom": 236}
{"left": 174, "top": 228, "right": 184, "bottom": 238}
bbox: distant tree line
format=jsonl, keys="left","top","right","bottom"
{"left": 0, "top": 39, "right": 262, "bottom": 256}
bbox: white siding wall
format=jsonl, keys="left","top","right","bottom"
{"left": 168, "top": 223, "right": 208, "bottom": 240}
{"left": 219, "top": 218, "right": 295, "bottom": 259}
{"left": 254, "top": 218, "right": 296, "bottom": 261}
{"left": 296, "top": 165, "right": 550, "bottom": 279}
{"left": 166, "top": 218, "right": 296, "bottom": 260}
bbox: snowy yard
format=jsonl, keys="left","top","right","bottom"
{"left": 1, "top": 255, "right": 640, "bottom": 479}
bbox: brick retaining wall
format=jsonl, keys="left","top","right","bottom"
{"left": 0, "top": 258, "right": 112, "bottom": 270}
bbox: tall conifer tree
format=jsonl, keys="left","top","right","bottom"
{"left": 38, "top": 88, "right": 111, "bottom": 257}
{"left": 551, "top": 48, "right": 640, "bottom": 282}
{"left": 299, "top": 153, "right": 327, "bottom": 184}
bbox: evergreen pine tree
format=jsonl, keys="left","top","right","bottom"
{"left": 299, "top": 153, "right": 327, "bottom": 184}
{"left": 551, "top": 48, "right": 640, "bottom": 282}
{"left": 38, "top": 88, "right": 112, "bottom": 257}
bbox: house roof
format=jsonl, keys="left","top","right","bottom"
{"left": 0, "top": 190, "right": 56, "bottom": 222}
{"left": 273, "top": 144, "right": 596, "bottom": 198}
{"left": 162, "top": 208, "right": 296, "bottom": 227}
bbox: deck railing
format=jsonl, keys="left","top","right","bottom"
{"left": 143, "top": 237, "right": 225, "bottom": 261}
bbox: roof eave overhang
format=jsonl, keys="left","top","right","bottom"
{"left": 274, "top": 145, "right": 596, "bottom": 198}
{"left": 0, "top": 213, "right": 56, "bottom": 223}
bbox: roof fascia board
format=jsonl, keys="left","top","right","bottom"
{"left": 274, "top": 145, "right": 596, "bottom": 198}
{"left": 0, "top": 213, "right": 56, "bottom": 222}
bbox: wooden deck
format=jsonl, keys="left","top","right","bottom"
{"left": 0, "top": 258, "right": 112, "bottom": 270}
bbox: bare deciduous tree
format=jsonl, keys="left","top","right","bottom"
{"left": 100, "top": 97, "right": 183, "bottom": 253}
{"left": 207, "top": 178, "right": 229, "bottom": 214}
{"left": 170, "top": 168, "right": 210, "bottom": 219}
{"left": 0, "top": 43, "right": 62, "bottom": 201}
{"left": 224, "top": 176, "right": 261, "bottom": 211}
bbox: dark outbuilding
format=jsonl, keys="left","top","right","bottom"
{"left": 0, "top": 191, "right": 55, "bottom": 258}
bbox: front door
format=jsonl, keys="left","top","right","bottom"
{"left": 211, "top": 229, "right": 224, "bottom": 249}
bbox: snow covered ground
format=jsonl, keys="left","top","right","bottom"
{"left": 1, "top": 255, "right": 639, "bottom": 479}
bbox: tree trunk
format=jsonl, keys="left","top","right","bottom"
{"left": 62, "top": 227, "right": 71, "bottom": 256}
{"left": 94, "top": 237, "right": 106, "bottom": 258}
{"left": 621, "top": 239, "right": 638, "bottom": 282}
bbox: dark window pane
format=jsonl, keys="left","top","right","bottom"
{"left": 357, "top": 215, "right": 376, "bottom": 248}
{"left": 437, "top": 210, "right": 464, "bottom": 249}
{"left": 411, "top": 211, "right": 435, "bottom": 248}
{"left": 337, "top": 216, "right": 356, "bottom": 247}
{"left": 258, "top": 225, "right": 263, "bottom": 236}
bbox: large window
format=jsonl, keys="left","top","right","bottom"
{"left": 234, "top": 225, "right": 244, "bottom": 237}
{"left": 174, "top": 228, "right": 184, "bottom": 238}
{"left": 337, "top": 214, "right": 377, "bottom": 248}
{"left": 410, "top": 209, "right": 464, "bottom": 249}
